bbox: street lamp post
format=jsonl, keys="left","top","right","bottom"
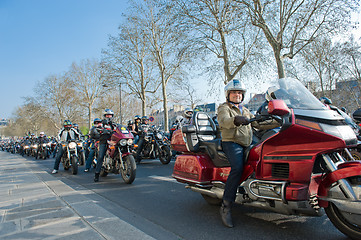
{"left": 119, "top": 83, "right": 122, "bottom": 124}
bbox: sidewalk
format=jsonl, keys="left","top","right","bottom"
{"left": 0, "top": 151, "right": 156, "bottom": 240}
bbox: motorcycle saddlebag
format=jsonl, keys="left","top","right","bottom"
{"left": 172, "top": 154, "right": 215, "bottom": 184}
{"left": 170, "top": 129, "right": 189, "bottom": 152}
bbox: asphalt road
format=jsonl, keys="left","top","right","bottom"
{"left": 21, "top": 154, "right": 350, "bottom": 240}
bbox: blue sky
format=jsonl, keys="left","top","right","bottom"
{"left": 0, "top": 0, "right": 128, "bottom": 119}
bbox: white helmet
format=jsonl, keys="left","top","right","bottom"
{"left": 175, "top": 115, "right": 183, "bottom": 123}
{"left": 265, "top": 86, "right": 278, "bottom": 101}
{"left": 224, "top": 79, "right": 246, "bottom": 101}
{"left": 183, "top": 108, "right": 193, "bottom": 118}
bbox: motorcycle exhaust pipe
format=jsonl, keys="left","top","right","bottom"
{"left": 185, "top": 185, "right": 222, "bottom": 199}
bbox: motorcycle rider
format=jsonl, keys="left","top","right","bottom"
{"left": 127, "top": 120, "right": 133, "bottom": 132}
{"left": 94, "top": 109, "right": 116, "bottom": 182}
{"left": 131, "top": 115, "right": 141, "bottom": 144}
{"left": 51, "top": 120, "right": 80, "bottom": 174}
{"left": 20, "top": 136, "right": 30, "bottom": 156}
{"left": 36, "top": 132, "right": 49, "bottom": 158}
{"left": 134, "top": 116, "right": 150, "bottom": 163}
{"left": 84, "top": 118, "right": 102, "bottom": 172}
{"left": 183, "top": 108, "right": 193, "bottom": 125}
{"left": 217, "top": 79, "right": 279, "bottom": 228}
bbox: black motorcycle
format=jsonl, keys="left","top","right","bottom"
{"left": 135, "top": 125, "right": 172, "bottom": 164}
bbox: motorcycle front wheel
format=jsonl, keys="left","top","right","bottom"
{"left": 325, "top": 202, "right": 361, "bottom": 240}
{"left": 71, "top": 156, "right": 78, "bottom": 175}
{"left": 42, "top": 149, "right": 48, "bottom": 160}
{"left": 158, "top": 145, "right": 172, "bottom": 165}
{"left": 121, "top": 155, "right": 136, "bottom": 184}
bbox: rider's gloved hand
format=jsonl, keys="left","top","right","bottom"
{"left": 234, "top": 116, "right": 250, "bottom": 126}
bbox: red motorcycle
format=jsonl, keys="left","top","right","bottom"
{"left": 100, "top": 125, "right": 136, "bottom": 184}
{"left": 171, "top": 77, "right": 361, "bottom": 239}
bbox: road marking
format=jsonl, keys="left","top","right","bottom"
{"left": 148, "top": 175, "right": 178, "bottom": 183}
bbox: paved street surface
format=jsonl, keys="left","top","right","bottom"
{"left": 0, "top": 151, "right": 351, "bottom": 240}
{"left": 0, "top": 152, "right": 156, "bottom": 240}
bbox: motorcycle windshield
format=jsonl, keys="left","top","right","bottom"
{"left": 271, "top": 77, "right": 327, "bottom": 110}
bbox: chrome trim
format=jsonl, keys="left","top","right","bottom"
{"left": 247, "top": 180, "right": 287, "bottom": 203}
{"left": 322, "top": 154, "right": 357, "bottom": 200}
{"left": 172, "top": 175, "right": 210, "bottom": 185}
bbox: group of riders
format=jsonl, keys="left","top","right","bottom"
{"left": 1, "top": 106, "right": 204, "bottom": 183}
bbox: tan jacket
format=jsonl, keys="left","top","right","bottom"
{"left": 217, "top": 102, "right": 279, "bottom": 147}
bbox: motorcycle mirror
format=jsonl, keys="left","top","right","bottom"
{"left": 268, "top": 99, "right": 290, "bottom": 116}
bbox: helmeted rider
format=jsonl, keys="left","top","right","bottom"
{"left": 52, "top": 120, "right": 80, "bottom": 174}
{"left": 134, "top": 116, "right": 150, "bottom": 163}
{"left": 36, "top": 131, "right": 49, "bottom": 158}
{"left": 217, "top": 79, "right": 279, "bottom": 228}
{"left": 84, "top": 118, "right": 102, "bottom": 172}
{"left": 127, "top": 120, "right": 133, "bottom": 132}
{"left": 72, "top": 123, "right": 84, "bottom": 139}
{"left": 94, "top": 109, "right": 116, "bottom": 182}
{"left": 183, "top": 108, "right": 193, "bottom": 125}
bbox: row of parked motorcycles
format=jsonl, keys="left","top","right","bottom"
{"left": 1, "top": 122, "right": 172, "bottom": 185}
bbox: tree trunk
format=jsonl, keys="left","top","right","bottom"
{"left": 274, "top": 49, "right": 285, "bottom": 79}
{"left": 161, "top": 74, "right": 169, "bottom": 132}
{"left": 88, "top": 105, "right": 92, "bottom": 131}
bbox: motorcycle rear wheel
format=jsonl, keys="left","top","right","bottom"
{"left": 71, "top": 156, "right": 78, "bottom": 175}
{"left": 121, "top": 155, "right": 136, "bottom": 184}
{"left": 201, "top": 194, "right": 222, "bottom": 206}
{"left": 325, "top": 202, "right": 361, "bottom": 240}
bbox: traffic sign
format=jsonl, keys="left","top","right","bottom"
{"left": 149, "top": 116, "right": 154, "bottom": 122}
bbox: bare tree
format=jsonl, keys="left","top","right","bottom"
{"left": 173, "top": 0, "right": 261, "bottom": 85}
{"left": 300, "top": 37, "right": 340, "bottom": 96}
{"left": 239, "top": 0, "right": 359, "bottom": 78}
{"left": 170, "top": 77, "right": 203, "bottom": 108}
{"left": 68, "top": 59, "right": 109, "bottom": 129}
{"left": 34, "top": 74, "right": 82, "bottom": 130}
{"left": 131, "top": 0, "right": 192, "bottom": 131}
{"left": 102, "top": 14, "right": 160, "bottom": 117}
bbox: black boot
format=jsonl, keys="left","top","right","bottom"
{"left": 220, "top": 200, "right": 233, "bottom": 228}
{"left": 94, "top": 173, "right": 100, "bottom": 182}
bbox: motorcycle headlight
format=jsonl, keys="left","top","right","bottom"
{"left": 68, "top": 142, "right": 77, "bottom": 149}
{"left": 119, "top": 139, "right": 127, "bottom": 146}
{"left": 156, "top": 133, "right": 163, "bottom": 139}
{"left": 33, "top": 144, "right": 38, "bottom": 149}
{"left": 127, "top": 138, "right": 133, "bottom": 145}
{"left": 320, "top": 124, "right": 357, "bottom": 146}
{"left": 77, "top": 142, "right": 83, "bottom": 147}
{"left": 42, "top": 143, "right": 47, "bottom": 147}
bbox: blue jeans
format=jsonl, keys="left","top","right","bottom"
{"left": 85, "top": 148, "right": 95, "bottom": 170}
{"left": 95, "top": 143, "right": 107, "bottom": 174}
{"left": 134, "top": 134, "right": 139, "bottom": 144}
{"left": 53, "top": 146, "right": 65, "bottom": 170}
{"left": 221, "top": 141, "right": 245, "bottom": 203}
